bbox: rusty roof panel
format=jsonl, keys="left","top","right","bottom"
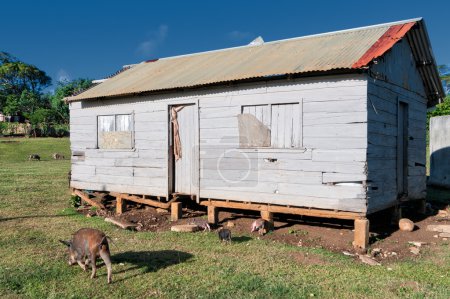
{"left": 67, "top": 18, "right": 442, "bottom": 102}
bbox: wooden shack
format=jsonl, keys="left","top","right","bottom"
{"left": 67, "top": 18, "right": 444, "bottom": 248}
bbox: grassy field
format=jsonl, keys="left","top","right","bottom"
{"left": 0, "top": 138, "right": 449, "bottom": 298}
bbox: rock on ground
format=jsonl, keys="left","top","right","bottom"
{"left": 399, "top": 218, "right": 415, "bottom": 232}
{"left": 171, "top": 224, "right": 199, "bottom": 232}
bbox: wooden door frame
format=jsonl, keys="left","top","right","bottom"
{"left": 166, "top": 101, "right": 200, "bottom": 201}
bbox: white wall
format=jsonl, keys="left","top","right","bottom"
{"left": 70, "top": 74, "right": 369, "bottom": 212}
{"left": 366, "top": 38, "right": 428, "bottom": 213}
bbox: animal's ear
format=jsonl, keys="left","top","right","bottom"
{"left": 59, "top": 240, "right": 71, "bottom": 247}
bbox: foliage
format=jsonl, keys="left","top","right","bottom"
{"left": 69, "top": 195, "right": 81, "bottom": 208}
{"left": 0, "top": 51, "right": 92, "bottom": 137}
{"left": 48, "top": 79, "right": 92, "bottom": 124}
{"left": 427, "top": 95, "right": 450, "bottom": 126}
{"left": 0, "top": 52, "right": 51, "bottom": 111}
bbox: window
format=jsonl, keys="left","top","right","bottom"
{"left": 97, "top": 114, "right": 133, "bottom": 149}
{"left": 238, "top": 103, "right": 301, "bottom": 148}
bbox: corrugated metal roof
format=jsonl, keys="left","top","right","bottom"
{"left": 67, "top": 18, "right": 444, "bottom": 103}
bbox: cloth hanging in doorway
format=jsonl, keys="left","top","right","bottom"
{"left": 171, "top": 106, "right": 185, "bottom": 161}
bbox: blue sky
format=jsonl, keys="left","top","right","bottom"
{"left": 2, "top": 0, "right": 449, "bottom": 89}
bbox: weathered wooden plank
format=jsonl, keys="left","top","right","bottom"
{"left": 134, "top": 121, "right": 166, "bottom": 132}
{"left": 133, "top": 177, "right": 167, "bottom": 187}
{"left": 303, "top": 100, "right": 366, "bottom": 113}
{"left": 199, "top": 148, "right": 312, "bottom": 160}
{"left": 199, "top": 107, "right": 240, "bottom": 119}
{"left": 71, "top": 181, "right": 167, "bottom": 196}
{"left": 200, "top": 169, "right": 323, "bottom": 185}
{"left": 312, "top": 149, "right": 366, "bottom": 162}
{"left": 322, "top": 173, "right": 367, "bottom": 183}
{"left": 133, "top": 168, "right": 165, "bottom": 179}
{"left": 201, "top": 158, "right": 366, "bottom": 174}
{"left": 71, "top": 165, "right": 96, "bottom": 175}
{"left": 303, "top": 137, "right": 367, "bottom": 149}
{"left": 304, "top": 111, "right": 366, "bottom": 126}
{"left": 114, "top": 158, "right": 166, "bottom": 168}
{"left": 367, "top": 133, "right": 396, "bottom": 147}
{"left": 200, "top": 117, "right": 237, "bottom": 129}
{"left": 73, "top": 189, "right": 105, "bottom": 209}
{"left": 199, "top": 189, "right": 367, "bottom": 212}
{"left": 200, "top": 199, "right": 364, "bottom": 219}
{"left": 200, "top": 179, "right": 365, "bottom": 199}
{"left": 96, "top": 166, "right": 134, "bottom": 177}
{"left": 200, "top": 128, "right": 239, "bottom": 139}
{"left": 304, "top": 123, "right": 367, "bottom": 138}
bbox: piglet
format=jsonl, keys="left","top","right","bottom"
{"left": 218, "top": 228, "right": 232, "bottom": 244}
{"left": 59, "top": 228, "right": 112, "bottom": 284}
{"left": 190, "top": 218, "right": 211, "bottom": 232}
{"left": 251, "top": 218, "right": 269, "bottom": 235}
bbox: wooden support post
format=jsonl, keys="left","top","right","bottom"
{"left": 261, "top": 210, "right": 274, "bottom": 231}
{"left": 208, "top": 206, "right": 218, "bottom": 225}
{"left": 171, "top": 202, "right": 182, "bottom": 221}
{"left": 116, "top": 197, "right": 125, "bottom": 215}
{"left": 261, "top": 211, "right": 273, "bottom": 222}
{"left": 353, "top": 218, "right": 369, "bottom": 249}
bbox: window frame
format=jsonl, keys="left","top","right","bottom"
{"left": 239, "top": 100, "right": 303, "bottom": 150}
{"left": 96, "top": 112, "right": 135, "bottom": 150}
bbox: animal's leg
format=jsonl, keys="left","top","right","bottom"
{"left": 100, "top": 250, "right": 112, "bottom": 284}
{"left": 90, "top": 256, "right": 97, "bottom": 279}
{"left": 77, "top": 260, "right": 87, "bottom": 271}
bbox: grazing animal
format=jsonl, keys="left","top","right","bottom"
{"left": 251, "top": 218, "right": 270, "bottom": 235}
{"left": 59, "top": 228, "right": 112, "bottom": 284}
{"left": 28, "top": 154, "right": 40, "bottom": 161}
{"left": 52, "top": 153, "right": 65, "bottom": 160}
{"left": 218, "top": 228, "right": 232, "bottom": 244}
{"left": 190, "top": 218, "right": 211, "bottom": 232}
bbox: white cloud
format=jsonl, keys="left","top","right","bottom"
{"left": 136, "top": 25, "right": 168, "bottom": 57}
{"left": 228, "top": 30, "right": 252, "bottom": 41}
{"left": 57, "top": 69, "right": 70, "bottom": 83}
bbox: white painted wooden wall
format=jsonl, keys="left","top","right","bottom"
{"left": 366, "top": 39, "right": 428, "bottom": 213}
{"left": 70, "top": 74, "right": 369, "bottom": 212}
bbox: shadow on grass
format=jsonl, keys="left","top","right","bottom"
{"left": 232, "top": 236, "right": 252, "bottom": 243}
{"left": 111, "top": 250, "right": 193, "bottom": 282}
{"left": 0, "top": 214, "right": 71, "bottom": 222}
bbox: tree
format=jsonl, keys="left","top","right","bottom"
{"left": 0, "top": 51, "right": 51, "bottom": 111}
{"left": 49, "top": 79, "right": 92, "bottom": 124}
{"left": 2, "top": 90, "right": 42, "bottom": 117}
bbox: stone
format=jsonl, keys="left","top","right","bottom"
{"left": 439, "top": 232, "right": 450, "bottom": 238}
{"left": 410, "top": 247, "right": 420, "bottom": 255}
{"left": 359, "top": 255, "right": 381, "bottom": 266}
{"left": 399, "top": 218, "right": 415, "bottom": 232}
{"left": 426, "top": 224, "right": 450, "bottom": 233}
{"left": 437, "top": 209, "right": 449, "bottom": 217}
{"left": 156, "top": 208, "right": 168, "bottom": 214}
{"left": 170, "top": 224, "right": 199, "bottom": 233}
{"left": 226, "top": 221, "right": 235, "bottom": 228}
{"left": 408, "top": 241, "right": 426, "bottom": 247}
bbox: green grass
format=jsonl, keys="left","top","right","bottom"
{"left": 0, "top": 138, "right": 449, "bottom": 298}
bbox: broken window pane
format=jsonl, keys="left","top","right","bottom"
{"left": 239, "top": 103, "right": 300, "bottom": 149}
{"left": 98, "top": 114, "right": 133, "bottom": 149}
